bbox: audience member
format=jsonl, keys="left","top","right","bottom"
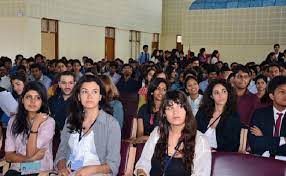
{"left": 5, "top": 81, "right": 55, "bottom": 175}
{"left": 196, "top": 79, "right": 242, "bottom": 152}
{"left": 55, "top": 75, "right": 121, "bottom": 176}
{"left": 135, "top": 90, "right": 211, "bottom": 176}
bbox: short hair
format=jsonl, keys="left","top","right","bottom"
{"left": 109, "top": 61, "right": 118, "bottom": 69}
{"left": 254, "top": 74, "right": 268, "bottom": 84}
{"left": 267, "top": 63, "right": 281, "bottom": 72}
{"left": 274, "top": 44, "right": 280, "bottom": 48}
{"left": 268, "top": 76, "right": 286, "bottom": 94}
{"left": 56, "top": 59, "right": 67, "bottom": 67}
{"left": 30, "top": 63, "right": 42, "bottom": 71}
{"left": 206, "top": 64, "right": 218, "bottom": 74}
{"left": 143, "top": 45, "right": 148, "bottom": 49}
{"left": 84, "top": 58, "right": 93, "bottom": 65}
{"left": 190, "top": 57, "right": 199, "bottom": 63}
{"left": 72, "top": 59, "right": 81, "bottom": 66}
{"left": 10, "top": 72, "right": 26, "bottom": 84}
{"left": 59, "top": 71, "right": 75, "bottom": 81}
{"left": 232, "top": 65, "right": 251, "bottom": 76}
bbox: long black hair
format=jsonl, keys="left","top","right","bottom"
{"left": 67, "top": 75, "right": 112, "bottom": 132}
{"left": 12, "top": 81, "right": 49, "bottom": 137}
{"left": 200, "top": 79, "right": 237, "bottom": 120}
{"left": 154, "top": 90, "right": 197, "bottom": 174}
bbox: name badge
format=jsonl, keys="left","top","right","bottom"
{"left": 70, "top": 160, "right": 83, "bottom": 171}
{"left": 20, "top": 161, "right": 41, "bottom": 172}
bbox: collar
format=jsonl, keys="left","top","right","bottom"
{"left": 273, "top": 106, "right": 286, "bottom": 118}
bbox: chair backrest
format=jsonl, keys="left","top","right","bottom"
{"left": 211, "top": 152, "right": 286, "bottom": 176}
{"left": 118, "top": 141, "right": 136, "bottom": 176}
{"left": 122, "top": 116, "right": 137, "bottom": 139}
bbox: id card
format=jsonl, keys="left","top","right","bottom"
{"left": 70, "top": 160, "right": 83, "bottom": 171}
{"left": 20, "top": 161, "right": 41, "bottom": 172}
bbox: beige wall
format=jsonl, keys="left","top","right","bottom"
{"left": 58, "top": 22, "right": 105, "bottom": 60}
{"left": 0, "top": 17, "right": 41, "bottom": 59}
{"left": 161, "top": 0, "right": 286, "bottom": 64}
{"left": 0, "top": 0, "right": 162, "bottom": 62}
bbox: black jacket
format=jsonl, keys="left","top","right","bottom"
{"left": 196, "top": 108, "right": 242, "bottom": 152}
{"left": 248, "top": 106, "right": 286, "bottom": 156}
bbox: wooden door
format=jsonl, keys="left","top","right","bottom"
{"left": 105, "top": 27, "right": 115, "bottom": 61}
{"left": 105, "top": 38, "right": 115, "bottom": 61}
{"left": 41, "top": 19, "right": 58, "bottom": 59}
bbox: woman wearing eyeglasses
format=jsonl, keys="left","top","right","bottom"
{"left": 55, "top": 75, "right": 121, "bottom": 176}
{"left": 135, "top": 90, "right": 211, "bottom": 176}
{"left": 5, "top": 81, "right": 55, "bottom": 176}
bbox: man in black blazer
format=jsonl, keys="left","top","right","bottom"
{"left": 249, "top": 75, "right": 286, "bottom": 156}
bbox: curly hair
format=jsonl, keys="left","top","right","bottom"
{"left": 200, "top": 79, "right": 237, "bottom": 120}
{"left": 67, "top": 75, "right": 112, "bottom": 132}
{"left": 153, "top": 90, "right": 197, "bottom": 174}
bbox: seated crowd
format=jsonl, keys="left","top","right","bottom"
{"left": 0, "top": 43, "right": 285, "bottom": 175}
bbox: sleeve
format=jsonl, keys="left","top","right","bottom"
{"left": 248, "top": 110, "right": 280, "bottom": 155}
{"left": 134, "top": 127, "right": 160, "bottom": 176}
{"left": 112, "top": 101, "right": 124, "bottom": 129}
{"left": 192, "top": 133, "right": 211, "bottom": 176}
{"left": 105, "top": 118, "right": 121, "bottom": 176}
{"left": 54, "top": 121, "right": 71, "bottom": 168}
{"left": 5, "top": 118, "right": 16, "bottom": 152}
{"left": 37, "top": 117, "right": 55, "bottom": 148}
{"left": 137, "top": 104, "right": 147, "bottom": 119}
{"left": 195, "top": 109, "right": 207, "bottom": 133}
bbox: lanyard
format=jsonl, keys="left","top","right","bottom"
{"left": 78, "top": 118, "right": 97, "bottom": 142}
{"left": 163, "top": 140, "right": 183, "bottom": 176}
{"left": 207, "top": 114, "right": 222, "bottom": 130}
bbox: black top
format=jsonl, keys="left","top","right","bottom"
{"left": 48, "top": 93, "right": 71, "bottom": 130}
{"left": 116, "top": 77, "right": 141, "bottom": 93}
{"left": 137, "top": 104, "right": 159, "bottom": 136}
{"left": 196, "top": 108, "right": 242, "bottom": 152}
{"left": 150, "top": 154, "right": 190, "bottom": 176}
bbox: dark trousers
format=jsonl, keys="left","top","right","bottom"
{"left": 5, "top": 170, "right": 38, "bottom": 176}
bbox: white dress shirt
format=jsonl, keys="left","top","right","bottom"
{"left": 134, "top": 127, "right": 211, "bottom": 176}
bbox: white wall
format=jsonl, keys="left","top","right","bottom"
{"left": 0, "top": 17, "right": 41, "bottom": 59}
{"left": 115, "top": 29, "right": 130, "bottom": 62}
{"left": 58, "top": 22, "right": 105, "bottom": 60}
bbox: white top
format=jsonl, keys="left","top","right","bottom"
{"left": 204, "top": 128, "right": 217, "bottom": 149}
{"left": 134, "top": 127, "right": 211, "bottom": 176}
{"left": 68, "top": 130, "right": 101, "bottom": 168}
{"left": 210, "top": 57, "right": 218, "bottom": 64}
{"left": 187, "top": 94, "right": 203, "bottom": 117}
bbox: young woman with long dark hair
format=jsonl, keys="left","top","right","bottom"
{"left": 55, "top": 75, "right": 121, "bottom": 176}
{"left": 5, "top": 81, "right": 55, "bottom": 176}
{"left": 196, "top": 79, "right": 242, "bottom": 152}
{"left": 135, "top": 90, "right": 211, "bottom": 176}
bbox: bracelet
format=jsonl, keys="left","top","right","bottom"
{"left": 30, "top": 130, "right": 38, "bottom": 134}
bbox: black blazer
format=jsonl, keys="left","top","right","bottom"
{"left": 196, "top": 109, "right": 242, "bottom": 152}
{"left": 248, "top": 106, "right": 286, "bottom": 156}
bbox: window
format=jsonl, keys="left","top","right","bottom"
{"left": 130, "top": 30, "right": 141, "bottom": 59}
{"left": 152, "top": 33, "right": 160, "bottom": 51}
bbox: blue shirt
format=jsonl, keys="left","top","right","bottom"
{"left": 199, "top": 79, "right": 209, "bottom": 92}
